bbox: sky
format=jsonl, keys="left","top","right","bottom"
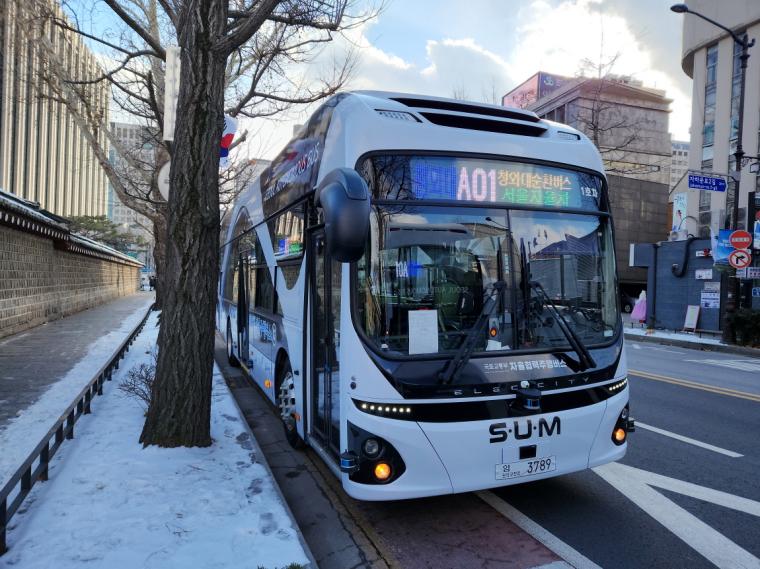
{"left": 245, "top": 0, "right": 693, "bottom": 160}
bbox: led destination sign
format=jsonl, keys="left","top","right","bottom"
{"left": 410, "top": 157, "right": 602, "bottom": 210}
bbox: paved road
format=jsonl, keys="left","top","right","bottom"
{"left": 495, "top": 339, "right": 760, "bottom": 569}
{"left": 220, "top": 336, "right": 760, "bottom": 569}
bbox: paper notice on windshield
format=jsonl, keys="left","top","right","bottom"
{"left": 408, "top": 310, "right": 438, "bottom": 354}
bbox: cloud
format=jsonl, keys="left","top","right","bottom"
{"left": 243, "top": 0, "right": 692, "bottom": 161}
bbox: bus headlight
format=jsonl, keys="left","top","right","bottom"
{"left": 363, "top": 438, "right": 381, "bottom": 458}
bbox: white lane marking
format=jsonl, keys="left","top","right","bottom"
{"left": 631, "top": 343, "right": 642, "bottom": 350}
{"left": 636, "top": 421, "right": 744, "bottom": 458}
{"left": 686, "top": 358, "right": 760, "bottom": 373}
{"left": 528, "top": 562, "right": 574, "bottom": 569}
{"left": 594, "top": 462, "right": 760, "bottom": 569}
{"left": 477, "top": 491, "right": 603, "bottom": 569}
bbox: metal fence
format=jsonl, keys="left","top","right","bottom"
{"left": 0, "top": 307, "right": 153, "bottom": 554}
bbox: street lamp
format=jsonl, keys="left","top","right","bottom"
{"left": 671, "top": 3, "right": 755, "bottom": 343}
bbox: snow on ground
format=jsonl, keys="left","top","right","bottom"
{"left": 624, "top": 326, "right": 724, "bottom": 346}
{"left": 3, "top": 312, "right": 309, "bottom": 569}
{"left": 0, "top": 302, "right": 152, "bottom": 489}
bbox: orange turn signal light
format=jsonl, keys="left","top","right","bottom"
{"left": 374, "top": 462, "right": 392, "bottom": 481}
{"left": 613, "top": 427, "right": 626, "bottom": 444}
{"left": 489, "top": 327, "right": 498, "bottom": 337}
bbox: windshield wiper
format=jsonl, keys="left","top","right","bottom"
{"left": 438, "top": 280, "right": 506, "bottom": 385}
{"left": 530, "top": 280, "right": 596, "bottom": 371}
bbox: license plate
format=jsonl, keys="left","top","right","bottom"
{"left": 495, "top": 456, "right": 557, "bottom": 480}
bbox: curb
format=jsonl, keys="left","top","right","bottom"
{"left": 624, "top": 332, "right": 760, "bottom": 357}
{"left": 222, "top": 370, "right": 319, "bottom": 569}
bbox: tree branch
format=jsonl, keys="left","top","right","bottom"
{"left": 104, "top": 0, "right": 167, "bottom": 59}
{"left": 214, "top": 0, "right": 280, "bottom": 57}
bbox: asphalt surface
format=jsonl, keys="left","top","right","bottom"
{"left": 495, "top": 339, "right": 760, "bottom": 569}
{"left": 219, "top": 336, "right": 760, "bottom": 569}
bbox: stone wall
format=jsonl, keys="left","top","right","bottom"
{"left": 0, "top": 225, "right": 140, "bottom": 339}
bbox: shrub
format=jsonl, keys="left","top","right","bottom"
{"left": 728, "top": 309, "right": 760, "bottom": 347}
{"left": 118, "top": 346, "right": 157, "bottom": 409}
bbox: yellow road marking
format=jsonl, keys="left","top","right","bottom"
{"left": 629, "top": 369, "right": 760, "bottom": 403}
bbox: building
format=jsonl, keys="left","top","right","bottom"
{"left": 504, "top": 73, "right": 673, "bottom": 186}
{"left": 503, "top": 73, "right": 673, "bottom": 288}
{"left": 670, "top": 140, "right": 691, "bottom": 189}
{"left": 0, "top": 0, "right": 109, "bottom": 217}
{"left": 501, "top": 71, "right": 571, "bottom": 109}
{"left": 677, "top": 1, "right": 760, "bottom": 238}
{"left": 107, "top": 121, "right": 158, "bottom": 270}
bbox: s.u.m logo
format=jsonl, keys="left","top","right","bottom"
{"left": 489, "top": 417, "right": 561, "bottom": 443}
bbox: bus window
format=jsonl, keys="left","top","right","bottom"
{"left": 268, "top": 203, "right": 305, "bottom": 261}
{"left": 253, "top": 236, "right": 275, "bottom": 312}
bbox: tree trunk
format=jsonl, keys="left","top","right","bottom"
{"left": 140, "top": 0, "right": 227, "bottom": 447}
{"left": 151, "top": 215, "right": 167, "bottom": 309}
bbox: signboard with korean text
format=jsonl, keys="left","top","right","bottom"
{"left": 695, "top": 268, "right": 713, "bottom": 280}
{"left": 700, "top": 291, "right": 720, "bottom": 309}
{"left": 688, "top": 173, "right": 726, "bottom": 192}
{"left": 737, "top": 267, "right": 760, "bottom": 279}
{"left": 409, "top": 157, "right": 603, "bottom": 210}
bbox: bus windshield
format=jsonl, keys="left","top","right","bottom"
{"left": 355, "top": 205, "right": 618, "bottom": 358}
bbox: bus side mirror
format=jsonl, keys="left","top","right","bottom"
{"left": 316, "top": 168, "right": 370, "bottom": 263}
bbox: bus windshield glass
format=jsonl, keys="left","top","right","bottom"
{"left": 355, "top": 157, "right": 617, "bottom": 358}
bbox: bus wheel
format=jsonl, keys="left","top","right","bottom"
{"left": 226, "top": 321, "right": 240, "bottom": 367}
{"left": 278, "top": 361, "right": 304, "bottom": 449}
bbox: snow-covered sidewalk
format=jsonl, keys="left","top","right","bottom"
{"left": 0, "top": 295, "right": 154, "bottom": 489}
{"left": 3, "top": 312, "right": 312, "bottom": 569}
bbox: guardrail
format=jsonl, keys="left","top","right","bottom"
{"left": 0, "top": 306, "right": 153, "bottom": 554}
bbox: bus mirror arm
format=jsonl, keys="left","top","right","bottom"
{"left": 316, "top": 168, "right": 371, "bottom": 263}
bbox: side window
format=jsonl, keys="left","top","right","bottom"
{"left": 253, "top": 233, "right": 275, "bottom": 312}
{"left": 268, "top": 203, "right": 305, "bottom": 260}
{"left": 223, "top": 208, "right": 251, "bottom": 302}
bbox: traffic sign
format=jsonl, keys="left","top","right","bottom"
{"left": 728, "top": 249, "right": 751, "bottom": 269}
{"left": 729, "top": 230, "right": 752, "bottom": 249}
{"left": 753, "top": 287, "right": 760, "bottom": 298}
{"left": 688, "top": 174, "right": 727, "bottom": 192}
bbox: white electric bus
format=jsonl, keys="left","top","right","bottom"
{"left": 218, "top": 91, "right": 633, "bottom": 501}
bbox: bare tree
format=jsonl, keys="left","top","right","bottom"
{"left": 21, "top": 0, "right": 375, "bottom": 447}
{"left": 572, "top": 54, "right": 663, "bottom": 178}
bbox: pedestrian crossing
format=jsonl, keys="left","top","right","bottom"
{"left": 685, "top": 358, "right": 760, "bottom": 373}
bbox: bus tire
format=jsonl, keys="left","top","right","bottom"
{"left": 226, "top": 320, "right": 240, "bottom": 367}
{"left": 277, "top": 360, "right": 304, "bottom": 449}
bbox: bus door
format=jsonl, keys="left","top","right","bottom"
{"left": 236, "top": 256, "right": 249, "bottom": 366}
{"left": 310, "top": 229, "right": 341, "bottom": 459}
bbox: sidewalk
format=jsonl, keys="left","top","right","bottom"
{"left": 0, "top": 292, "right": 154, "bottom": 486}
{"left": 3, "top": 311, "right": 312, "bottom": 569}
{"left": 623, "top": 319, "right": 760, "bottom": 357}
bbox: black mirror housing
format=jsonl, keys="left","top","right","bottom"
{"left": 315, "top": 168, "right": 371, "bottom": 263}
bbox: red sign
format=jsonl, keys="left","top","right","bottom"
{"left": 728, "top": 249, "right": 752, "bottom": 269}
{"left": 729, "top": 230, "right": 752, "bottom": 249}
